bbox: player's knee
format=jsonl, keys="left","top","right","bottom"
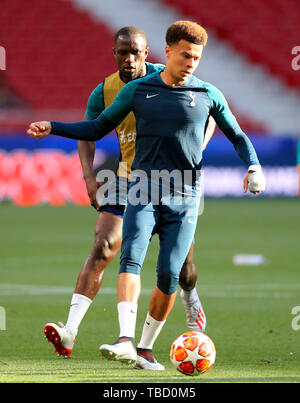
{"left": 119, "top": 260, "right": 141, "bottom": 276}
{"left": 179, "top": 262, "right": 198, "bottom": 291}
{"left": 157, "top": 271, "right": 179, "bottom": 295}
{"left": 92, "top": 236, "right": 117, "bottom": 264}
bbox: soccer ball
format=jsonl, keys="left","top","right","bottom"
{"left": 170, "top": 331, "right": 216, "bottom": 376}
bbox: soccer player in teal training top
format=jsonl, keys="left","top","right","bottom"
{"left": 27, "top": 20, "right": 266, "bottom": 368}
{"left": 38, "top": 27, "right": 214, "bottom": 369}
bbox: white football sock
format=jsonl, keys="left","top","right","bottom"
{"left": 137, "top": 312, "right": 166, "bottom": 350}
{"left": 65, "top": 293, "right": 92, "bottom": 336}
{"left": 118, "top": 301, "right": 138, "bottom": 339}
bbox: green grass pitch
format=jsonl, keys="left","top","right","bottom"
{"left": 0, "top": 198, "right": 300, "bottom": 383}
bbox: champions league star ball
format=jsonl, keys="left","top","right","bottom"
{"left": 170, "top": 331, "right": 216, "bottom": 376}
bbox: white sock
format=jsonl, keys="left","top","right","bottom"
{"left": 118, "top": 301, "right": 138, "bottom": 339}
{"left": 65, "top": 293, "right": 92, "bottom": 336}
{"left": 181, "top": 287, "right": 198, "bottom": 302}
{"left": 137, "top": 312, "right": 166, "bottom": 350}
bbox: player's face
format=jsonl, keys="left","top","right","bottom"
{"left": 165, "top": 40, "right": 203, "bottom": 85}
{"left": 113, "top": 34, "right": 149, "bottom": 83}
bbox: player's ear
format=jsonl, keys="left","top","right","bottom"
{"left": 144, "top": 47, "right": 149, "bottom": 59}
{"left": 165, "top": 45, "right": 171, "bottom": 59}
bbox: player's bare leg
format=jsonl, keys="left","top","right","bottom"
{"left": 74, "top": 211, "right": 123, "bottom": 299}
{"left": 179, "top": 244, "right": 206, "bottom": 331}
{"left": 117, "top": 272, "right": 141, "bottom": 304}
{"left": 148, "top": 286, "right": 177, "bottom": 321}
{"left": 44, "top": 211, "right": 123, "bottom": 356}
{"left": 179, "top": 245, "right": 198, "bottom": 291}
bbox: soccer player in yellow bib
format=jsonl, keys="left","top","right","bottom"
{"left": 43, "top": 26, "right": 216, "bottom": 367}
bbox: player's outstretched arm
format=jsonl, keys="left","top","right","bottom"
{"left": 27, "top": 113, "right": 116, "bottom": 141}
{"left": 205, "top": 83, "right": 265, "bottom": 195}
{"left": 27, "top": 81, "right": 135, "bottom": 142}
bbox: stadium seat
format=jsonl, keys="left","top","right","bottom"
{"left": 160, "top": 0, "right": 300, "bottom": 91}
{"left": 0, "top": 151, "right": 90, "bottom": 206}
{"left": 0, "top": 0, "right": 117, "bottom": 114}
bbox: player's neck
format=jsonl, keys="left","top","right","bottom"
{"left": 160, "top": 69, "right": 186, "bottom": 87}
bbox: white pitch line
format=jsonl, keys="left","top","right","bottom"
{"left": 0, "top": 284, "right": 114, "bottom": 296}
{"left": 0, "top": 284, "right": 299, "bottom": 298}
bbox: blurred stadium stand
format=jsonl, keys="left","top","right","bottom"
{"left": 0, "top": 0, "right": 299, "bottom": 203}
{"left": 0, "top": 0, "right": 117, "bottom": 126}
{"left": 162, "top": 0, "right": 300, "bottom": 90}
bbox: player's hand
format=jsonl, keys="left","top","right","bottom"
{"left": 84, "top": 172, "right": 101, "bottom": 211}
{"left": 243, "top": 165, "right": 266, "bottom": 195}
{"left": 27, "top": 121, "right": 51, "bottom": 139}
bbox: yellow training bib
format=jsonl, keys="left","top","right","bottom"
{"left": 103, "top": 72, "right": 136, "bottom": 178}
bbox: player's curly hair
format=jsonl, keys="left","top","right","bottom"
{"left": 166, "top": 21, "right": 208, "bottom": 47}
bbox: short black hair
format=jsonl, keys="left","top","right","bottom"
{"left": 114, "top": 26, "right": 147, "bottom": 45}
